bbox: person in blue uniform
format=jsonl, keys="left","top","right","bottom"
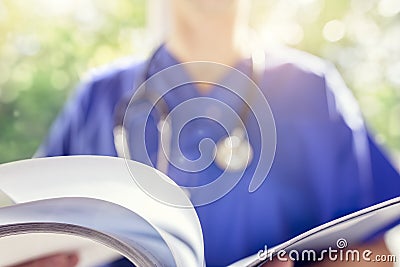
{"left": 21, "top": 1, "right": 399, "bottom": 267}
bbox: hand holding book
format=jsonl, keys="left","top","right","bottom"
{"left": 11, "top": 253, "right": 79, "bottom": 267}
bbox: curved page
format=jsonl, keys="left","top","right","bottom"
{"left": 231, "top": 196, "right": 400, "bottom": 267}
{"left": 0, "top": 156, "right": 205, "bottom": 267}
{"left": 0, "top": 197, "right": 175, "bottom": 266}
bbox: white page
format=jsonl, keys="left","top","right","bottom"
{"left": 0, "top": 156, "right": 205, "bottom": 267}
{"left": 0, "top": 197, "right": 178, "bottom": 266}
{"left": 231, "top": 196, "right": 400, "bottom": 267}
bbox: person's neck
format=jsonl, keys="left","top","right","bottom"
{"left": 165, "top": 13, "right": 249, "bottom": 93}
{"left": 165, "top": 14, "right": 249, "bottom": 67}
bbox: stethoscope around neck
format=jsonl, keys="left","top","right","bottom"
{"left": 113, "top": 44, "right": 265, "bottom": 175}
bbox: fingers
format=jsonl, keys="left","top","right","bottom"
{"left": 261, "top": 258, "right": 294, "bottom": 267}
{"left": 13, "top": 253, "right": 79, "bottom": 267}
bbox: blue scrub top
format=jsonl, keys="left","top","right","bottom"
{"left": 37, "top": 45, "right": 400, "bottom": 266}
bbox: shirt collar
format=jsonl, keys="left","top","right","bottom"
{"left": 145, "top": 44, "right": 257, "bottom": 118}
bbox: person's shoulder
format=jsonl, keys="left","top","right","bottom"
{"left": 69, "top": 56, "right": 147, "bottom": 106}
{"left": 263, "top": 45, "right": 346, "bottom": 99}
{"left": 265, "top": 45, "right": 330, "bottom": 78}
{"left": 262, "top": 46, "right": 354, "bottom": 119}
{"left": 81, "top": 56, "right": 147, "bottom": 89}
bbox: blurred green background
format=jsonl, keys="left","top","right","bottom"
{"left": 0, "top": 0, "right": 399, "bottom": 166}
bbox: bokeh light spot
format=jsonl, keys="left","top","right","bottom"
{"left": 323, "top": 20, "right": 346, "bottom": 42}
{"left": 378, "top": 0, "right": 400, "bottom": 17}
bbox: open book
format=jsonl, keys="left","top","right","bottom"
{"left": 0, "top": 156, "right": 204, "bottom": 267}
{"left": 0, "top": 156, "right": 399, "bottom": 267}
